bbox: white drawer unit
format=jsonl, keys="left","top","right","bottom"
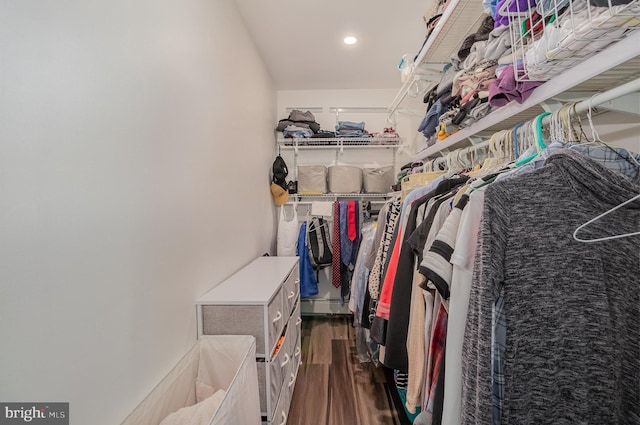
{"left": 196, "top": 256, "right": 301, "bottom": 424}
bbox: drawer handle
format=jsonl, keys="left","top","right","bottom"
{"left": 295, "top": 317, "right": 302, "bottom": 326}
{"left": 280, "top": 411, "right": 287, "bottom": 425}
{"left": 294, "top": 346, "right": 301, "bottom": 357}
{"left": 287, "top": 291, "right": 295, "bottom": 299}
{"left": 295, "top": 279, "right": 300, "bottom": 284}
{"left": 288, "top": 373, "right": 296, "bottom": 387}
{"left": 272, "top": 311, "right": 282, "bottom": 323}
{"left": 280, "top": 353, "right": 290, "bottom": 367}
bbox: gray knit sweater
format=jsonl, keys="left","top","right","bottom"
{"left": 462, "top": 149, "right": 640, "bottom": 425}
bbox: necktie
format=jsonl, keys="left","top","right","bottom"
{"left": 348, "top": 200, "right": 357, "bottom": 241}
{"left": 331, "top": 201, "right": 341, "bottom": 288}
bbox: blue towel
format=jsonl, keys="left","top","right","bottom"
{"left": 297, "top": 222, "right": 319, "bottom": 298}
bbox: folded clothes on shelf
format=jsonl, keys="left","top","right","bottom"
{"left": 488, "top": 65, "right": 543, "bottom": 107}
{"left": 418, "top": 100, "right": 449, "bottom": 139}
{"left": 494, "top": 0, "right": 536, "bottom": 28}
{"left": 277, "top": 119, "right": 320, "bottom": 133}
{"left": 457, "top": 15, "right": 495, "bottom": 61}
{"left": 283, "top": 125, "right": 314, "bottom": 138}
{"left": 336, "top": 120, "right": 369, "bottom": 138}
{"left": 276, "top": 109, "right": 321, "bottom": 134}
{"left": 336, "top": 121, "right": 366, "bottom": 131}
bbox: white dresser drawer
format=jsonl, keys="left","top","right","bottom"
{"left": 285, "top": 301, "right": 301, "bottom": 359}
{"left": 201, "top": 305, "right": 266, "bottom": 352}
{"left": 282, "top": 263, "right": 300, "bottom": 314}
{"left": 293, "top": 333, "right": 302, "bottom": 370}
{"left": 271, "top": 373, "right": 293, "bottom": 425}
{"left": 268, "top": 334, "right": 289, "bottom": 414}
{"left": 257, "top": 306, "right": 298, "bottom": 418}
{"left": 267, "top": 286, "right": 286, "bottom": 355}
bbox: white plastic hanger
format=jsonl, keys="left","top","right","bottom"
{"left": 583, "top": 95, "right": 640, "bottom": 168}
{"left": 573, "top": 193, "right": 640, "bottom": 243}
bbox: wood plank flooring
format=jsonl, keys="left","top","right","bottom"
{"left": 287, "top": 316, "right": 401, "bottom": 425}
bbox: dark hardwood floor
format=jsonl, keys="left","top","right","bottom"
{"left": 287, "top": 316, "right": 401, "bottom": 425}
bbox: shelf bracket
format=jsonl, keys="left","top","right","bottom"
{"left": 467, "top": 136, "right": 484, "bottom": 145}
{"left": 538, "top": 99, "right": 564, "bottom": 113}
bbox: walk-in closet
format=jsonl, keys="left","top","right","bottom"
{"left": 1, "top": 0, "right": 638, "bottom": 424}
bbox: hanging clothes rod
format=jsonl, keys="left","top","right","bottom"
{"left": 561, "top": 77, "right": 640, "bottom": 118}
{"left": 430, "top": 77, "right": 640, "bottom": 166}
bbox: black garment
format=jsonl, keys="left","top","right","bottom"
{"left": 406, "top": 187, "right": 461, "bottom": 264}
{"left": 370, "top": 313, "right": 387, "bottom": 345}
{"left": 383, "top": 176, "right": 468, "bottom": 372}
{"left": 361, "top": 285, "right": 372, "bottom": 328}
{"left": 276, "top": 119, "right": 321, "bottom": 133}
{"left": 432, "top": 352, "right": 446, "bottom": 425}
{"left": 311, "top": 130, "right": 336, "bottom": 138}
{"left": 271, "top": 155, "right": 289, "bottom": 189}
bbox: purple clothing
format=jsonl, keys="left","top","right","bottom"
{"left": 494, "top": 0, "right": 536, "bottom": 27}
{"left": 488, "top": 65, "right": 544, "bottom": 107}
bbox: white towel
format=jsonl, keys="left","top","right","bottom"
{"left": 311, "top": 201, "right": 334, "bottom": 217}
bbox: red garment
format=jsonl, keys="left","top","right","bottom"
{"left": 331, "top": 201, "right": 341, "bottom": 288}
{"left": 348, "top": 201, "right": 357, "bottom": 241}
{"left": 375, "top": 223, "right": 404, "bottom": 319}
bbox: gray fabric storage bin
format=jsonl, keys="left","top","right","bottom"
{"left": 363, "top": 166, "right": 394, "bottom": 193}
{"left": 298, "top": 165, "right": 327, "bottom": 193}
{"left": 328, "top": 165, "right": 362, "bottom": 193}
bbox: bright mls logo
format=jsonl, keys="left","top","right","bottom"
{"left": 0, "top": 403, "right": 68, "bottom": 425}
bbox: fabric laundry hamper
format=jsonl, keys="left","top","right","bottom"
{"left": 121, "top": 335, "right": 260, "bottom": 425}
{"left": 363, "top": 166, "right": 395, "bottom": 193}
{"left": 328, "top": 165, "right": 362, "bottom": 193}
{"left": 297, "top": 165, "right": 327, "bottom": 194}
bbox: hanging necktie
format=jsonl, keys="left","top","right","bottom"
{"left": 331, "top": 201, "right": 341, "bottom": 288}
{"left": 348, "top": 200, "right": 357, "bottom": 241}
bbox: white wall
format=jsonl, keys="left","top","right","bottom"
{"left": 0, "top": 1, "right": 276, "bottom": 424}
{"left": 277, "top": 88, "right": 424, "bottom": 169}
{"left": 277, "top": 88, "right": 400, "bottom": 133}
{"left": 593, "top": 111, "right": 640, "bottom": 153}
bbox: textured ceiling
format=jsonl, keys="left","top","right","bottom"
{"left": 233, "top": 0, "right": 432, "bottom": 90}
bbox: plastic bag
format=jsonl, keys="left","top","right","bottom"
{"left": 276, "top": 206, "right": 298, "bottom": 256}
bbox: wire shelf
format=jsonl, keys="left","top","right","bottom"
{"left": 277, "top": 137, "right": 405, "bottom": 147}
{"left": 509, "top": 0, "right": 640, "bottom": 81}
{"left": 290, "top": 193, "right": 393, "bottom": 199}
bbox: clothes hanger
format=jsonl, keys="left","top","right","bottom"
{"left": 582, "top": 95, "right": 640, "bottom": 168}
{"left": 512, "top": 122, "right": 524, "bottom": 159}
{"left": 558, "top": 103, "right": 579, "bottom": 143}
{"left": 547, "top": 107, "right": 564, "bottom": 143}
{"left": 573, "top": 193, "right": 640, "bottom": 243}
{"left": 514, "top": 112, "right": 551, "bottom": 166}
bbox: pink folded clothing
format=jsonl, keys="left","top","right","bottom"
{"left": 488, "top": 65, "right": 543, "bottom": 107}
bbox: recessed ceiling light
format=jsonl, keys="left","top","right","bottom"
{"left": 343, "top": 36, "right": 357, "bottom": 45}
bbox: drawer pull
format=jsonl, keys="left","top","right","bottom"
{"left": 287, "top": 291, "right": 295, "bottom": 299}
{"left": 272, "top": 311, "right": 282, "bottom": 323}
{"left": 294, "top": 346, "right": 301, "bottom": 357}
{"left": 280, "top": 411, "right": 288, "bottom": 425}
{"left": 289, "top": 373, "right": 296, "bottom": 387}
{"left": 280, "top": 353, "right": 290, "bottom": 367}
{"left": 295, "top": 279, "right": 300, "bottom": 284}
{"left": 295, "top": 317, "right": 302, "bottom": 326}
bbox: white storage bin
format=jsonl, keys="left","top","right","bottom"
{"left": 328, "top": 165, "right": 362, "bottom": 193}
{"left": 363, "top": 166, "right": 394, "bottom": 193}
{"left": 121, "top": 335, "right": 260, "bottom": 425}
{"left": 297, "top": 165, "right": 327, "bottom": 194}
